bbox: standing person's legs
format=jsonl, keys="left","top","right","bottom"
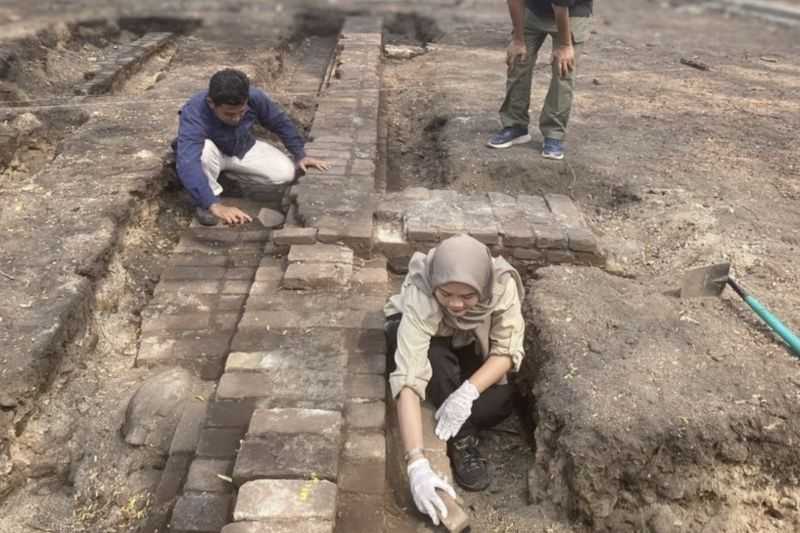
{"left": 223, "top": 140, "right": 296, "bottom": 188}
{"left": 539, "top": 16, "right": 591, "bottom": 142}
{"left": 498, "top": 12, "right": 549, "bottom": 130}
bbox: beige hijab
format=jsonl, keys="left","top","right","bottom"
{"left": 406, "top": 234, "right": 525, "bottom": 356}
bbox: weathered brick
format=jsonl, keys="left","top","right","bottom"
{"left": 532, "top": 224, "right": 567, "bottom": 249}
{"left": 206, "top": 399, "right": 256, "bottom": 428}
{"left": 346, "top": 374, "right": 386, "bottom": 400}
{"left": 545, "top": 193, "right": 585, "bottom": 227}
{"left": 185, "top": 459, "right": 234, "bottom": 493}
{"left": 282, "top": 262, "right": 352, "bottom": 289}
{"left": 347, "top": 351, "right": 386, "bottom": 375}
{"left": 342, "top": 432, "right": 385, "bottom": 462}
{"left": 372, "top": 221, "right": 413, "bottom": 258}
{"left": 334, "top": 491, "right": 384, "bottom": 533}
{"left": 248, "top": 280, "right": 281, "bottom": 295}
{"left": 196, "top": 427, "right": 244, "bottom": 459}
{"left": 137, "top": 332, "right": 231, "bottom": 369}
{"left": 337, "top": 459, "right": 385, "bottom": 495}
{"left": 169, "top": 400, "right": 208, "bottom": 456}
{"left": 217, "top": 371, "right": 345, "bottom": 410}
{"left": 154, "top": 280, "right": 221, "bottom": 296}
{"left": 234, "top": 480, "right": 337, "bottom": 522}
{"left": 512, "top": 247, "right": 545, "bottom": 261}
{"left": 492, "top": 206, "right": 536, "bottom": 247}
{"left": 140, "top": 312, "right": 211, "bottom": 334}
{"left": 152, "top": 453, "right": 191, "bottom": 508}
{"left": 316, "top": 216, "right": 373, "bottom": 257}
{"left": 225, "top": 267, "right": 257, "bottom": 280}
{"left": 238, "top": 308, "right": 383, "bottom": 331}
{"left": 273, "top": 227, "right": 318, "bottom": 245}
{"left": 212, "top": 312, "right": 240, "bottom": 332}
{"left": 344, "top": 401, "right": 385, "bottom": 430}
{"left": 165, "top": 253, "right": 228, "bottom": 267}
{"left": 230, "top": 329, "right": 376, "bottom": 364}
{"left": 288, "top": 243, "right": 354, "bottom": 264}
{"left": 142, "top": 454, "right": 191, "bottom": 533}
{"left": 222, "top": 522, "right": 332, "bottom": 533}
{"left": 518, "top": 194, "right": 553, "bottom": 225}
{"left": 229, "top": 253, "right": 261, "bottom": 267}
{"left": 161, "top": 266, "right": 227, "bottom": 281}
{"left": 566, "top": 226, "right": 599, "bottom": 253}
{"left": 233, "top": 434, "right": 340, "bottom": 484}
{"left": 170, "top": 493, "right": 232, "bottom": 533}
{"left": 248, "top": 408, "right": 342, "bottom": 437}
{"left": 421, "top": 404, "right": 447, "bottom": 455}
{"left": 351, "top": 267, "right": 387, "bottom": 288}
{"left": 222, "top": 280, "right": 251, "bottom": 294}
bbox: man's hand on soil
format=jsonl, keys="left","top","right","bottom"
{"left": 298, "top": 156, "right": 330, "bottom": 173}
{"left": 552, "top": 44, "right": 575, "bottom": 78}
{"left": 506, "top": 38, "right": 528, "bottom": 67}
{"left": 209, "top": 204, "right": 252, "bottom": 225}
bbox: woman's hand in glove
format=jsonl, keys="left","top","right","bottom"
{"left": 434, "top": 380, "right": 480, "bottom": 441}
{"left": 407, "top": 457, "right": 457, "bottom": 526}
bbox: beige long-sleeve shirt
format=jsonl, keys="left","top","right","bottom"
{"left": 385, "top": 274, "right": 526, "bottom": 399}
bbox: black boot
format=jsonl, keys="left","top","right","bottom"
{"left": 448, "top": 434, "right": 489, "bottom": 491}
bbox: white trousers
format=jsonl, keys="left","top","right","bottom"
{"left": 201, "top": 139, "right": 296, "bottom": 197}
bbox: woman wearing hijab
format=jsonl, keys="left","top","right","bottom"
{"left": 384, "top": 233, "right": 526, "bottom": 526}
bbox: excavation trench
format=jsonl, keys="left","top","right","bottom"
{"left": 0, "top": 11, "right": 338, "bottom": 531}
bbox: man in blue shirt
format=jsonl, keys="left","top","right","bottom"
{"left": 175, "top": 68, "right": 329, "bottom": 225}
{"left": 487, "top": 0, "right": 593, "bottom": 160}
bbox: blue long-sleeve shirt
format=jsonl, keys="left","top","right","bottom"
{"left": 175, "top": 88, "right": 306, "bottom": 208}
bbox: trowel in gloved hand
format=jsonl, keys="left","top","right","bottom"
{"left": 680, "top": 262, "right": 800, "bottom": 357}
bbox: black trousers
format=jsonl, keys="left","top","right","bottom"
{"left": 385, "top": 315, "right": 514, "bottom": 439}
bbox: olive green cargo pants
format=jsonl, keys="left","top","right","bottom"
{"left": 499, "top": 10, "right": 592, "bottom": 141}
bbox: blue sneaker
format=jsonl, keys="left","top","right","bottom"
{"left": 542, "top": 138, "right": 564, "bottom": 160}
{"left": 487, "top": 126, "right": 532, "bottom": 149}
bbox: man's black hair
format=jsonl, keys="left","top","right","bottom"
{"left": 208, "top": 68, "right": 250, "bottom": 106}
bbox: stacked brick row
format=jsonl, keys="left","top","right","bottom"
{"left": 77, "top": 32, "right": 174, "bottom": 95}
{"left": 374, "top": 188, "right": 605, "bottom": 266}
{"left": 289, "top": 17, "right": 383, "bottom": 257}
{"left": 212, "top": 243, "right": 390, "bottom": 532}
{"left": 136, "top": 224, "right": 269, "bottom": 533}
{"left": 136, "top": 225, "right": 269, "bottom": 380}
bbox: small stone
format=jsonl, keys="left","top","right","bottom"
{"left": 0, "top": 394, "right": 17, "bottom": 408}
{"left": 257, "top": 208, "right": 285, "bottom": 228}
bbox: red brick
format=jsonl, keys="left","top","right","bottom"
{"left": 334, "top": 491, "right": 384, "bottom": 533}
{"left": 233, "top": 434, "right": 340, "bottom": 484}
{"left": 170, "top": 493, "right": 232, "bottom": 533}
{"left": 282, "top": 262, "right": 352, "bottom": 289}
{"left": 206, "top": 399, "right": 256, "bottom": 428}
{"left": 161, "top": 266, "right": 227, "bottom": 281}
{"left": 532, "top": 224, "right": 567, "bottom": 249}
{"left": 346, "top": 374, "right": 386, "bottom": 400}
{"left": 337, "top": 459, "right": 385, "bottom": 494}
{"left": 184, "top": 459, "right": 234, "bottom": 493}
{"left": 196, "top": 427, "right": 245, "bottom": 459}
{"left": 273, "top": 227, "right": 318, "bottom": 245}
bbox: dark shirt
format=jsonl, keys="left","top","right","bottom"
{"left": 175, "top": 88, "right": 306, "bottom": 208}
{"left": 527, "top": 0, "right": 593, "bottom": 18}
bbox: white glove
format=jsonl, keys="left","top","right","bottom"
{"left": 434, "top": 380, "right": 480, "bottom": 441}
{"left": 407, "top": 457, "right": 457, "bottom": 526}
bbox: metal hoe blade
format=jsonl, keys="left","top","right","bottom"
{"left": 680, "top": 263, "right": 731, "bottom": 298}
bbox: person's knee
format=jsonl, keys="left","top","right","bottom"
{"left": 271, "top": 155, "right": 296, "bottom": 184}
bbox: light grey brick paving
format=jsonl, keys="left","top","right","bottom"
{"left": 234, "top": 480, "right": 337, "bottom": 521}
